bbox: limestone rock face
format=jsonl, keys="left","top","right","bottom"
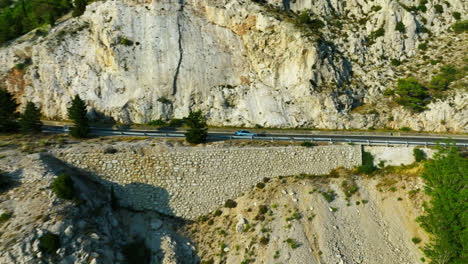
{"left": 0, "top": 0, "right": 466, "bottom": 132}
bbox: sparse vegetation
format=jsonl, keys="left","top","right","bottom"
{"left": 0, "top": 211, "right": 12, "bottom": 224}
{"left": 393, "top": 77, "right": 429, "bottom": 112}
{"left": 300, "top": 141, "right": 316, "bottom": 147}
{"left": 321, "top": 190, "right": 336, "bottom": 203}
{"left": 284, "top": 238, "right": 300, "bottom": 249}
{"left": 51, "top": 173, "right": 74, "bottom": 200}
{"left": 412, "top": 237, "right": 421, "bottom": 244}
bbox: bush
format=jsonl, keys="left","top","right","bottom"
{"left": 452, "top": 20, "right": 468, "bottom": 33}
{"left": 120, "top": 37, "right": 133, "bottom": 46}
{"left": 300, "top": 141, "right": 316, "bottom": 147}
{"left": 0, "top": 211, "right": 12, "bottom": 224}
{"left": 147, "top": 119, "right": 167, "bottom": 126}
{"left": 369, "top": 27, "right": 385, "bottom": 40}
{"left": 412, "top": 237, "right": 422, "bottom": 244}
{"left": 19, "top": 102, "right": 42, "bottom": 133}
{"left": 416, "top": 143, "right": 467, "bottom": 263}
{"left": 123, "top": 238, "right": 151, "bottom": 264}
{"left": 0, "top": 88, "right": 19, "bottom": 132}
{"left": 391, "top": 59, "right": 401, "bottom": 66}
{"left": 418, "top": 43, "right": 428, "bottom": 50}
{"left": 51, "top": 173, "right": 74, "bottom": 200}
{"left": 39, "top": 233, "right": 60, "bottom": 254}
{"left": 428, "top": 75, "right": 448, "bottom": 91}
{"left": 256, "top": 182, "right": 265, "bottom": 189}
{"left": 452, "top": 12, "right": 461, "bottom": 20}
{"left": 400, "top": 126, "right": 411, "bottom": 132}
{"left": 434, "top": 4, "right": 443, "bottom": 14}
{"left": 224, "top": 199, "right": 237, "bottom": 208}
{"left": 357, "top": 151, "right": 377, "bottom": 174}
{"left": 394, "top": 77, "right": 429, "bottom": 112}
{"left": 395, "top": 21, "right": 406, "bottom": 33}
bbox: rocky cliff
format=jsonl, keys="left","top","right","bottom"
{"left": 0, "top": 0, "right": 466, "bottom": 132}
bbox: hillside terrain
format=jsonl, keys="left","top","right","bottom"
{"left": 0, "top": 0, "right": 466, "bottom": 132}
{"left": 2, "top": 134, "right": 464, "bottom": 264}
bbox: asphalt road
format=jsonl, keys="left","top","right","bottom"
{"left": 43, "top": 125, "right": 468, "bottom": 146}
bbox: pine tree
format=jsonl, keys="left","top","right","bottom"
{"left": 19, "top": 102, "right": 42, "bottom": 132}
{"left": 0, "top": 88, "right": 19, "bottom": 132}
{"left": 67, "top": 95, "right": 89, "bottom": 138}
{"left": 184, "top": 110, "right": 208, "bottom": 144}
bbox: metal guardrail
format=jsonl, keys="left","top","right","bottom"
{"left": 43, "top": 127, "right": 468, "bottom": 147}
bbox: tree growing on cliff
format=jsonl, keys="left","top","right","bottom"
{"left": 67, "top": 95, "right": 89, "bottom": 138}
{"left": 416, "top": 142, "right": 467, "bottom": 264}
{"left": 184, "top": 110, "right": 208, "bottom": 144}
{"left": 0, "top": 88, "right": 19, "bottom": 132}
{"left": 19, "top": 101, "right": 42, "bottom": 132}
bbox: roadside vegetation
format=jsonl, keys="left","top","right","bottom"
{"left": 184, "top": 110, "right": 208, "bottom": 144}
{"left": 416, "top": 143, "right": 467, "bottom": 264}
{"left": 67, "top": 95, "right": 89, "bottom": 138}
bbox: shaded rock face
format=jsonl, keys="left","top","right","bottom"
{"left": 0, "top": 0, "right": 467, "bottom": 131}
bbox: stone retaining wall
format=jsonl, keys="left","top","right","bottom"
{"left": 56, "top": 145, "right": 361, "bottom": 219}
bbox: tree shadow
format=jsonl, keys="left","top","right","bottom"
{"left": 38, "top": 153, "right": 200, "bottom": 263}
{"left": 0, "top": 168, "right": 23, "bottom": 195}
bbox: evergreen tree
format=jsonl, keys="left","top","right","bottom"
{"left": 184, "top": 110, "right": 208, "bottom": 144}
{"left": 72, "top": 0, "right": 87, "bottom": 17}
{"left": 416, "top": 142, "right": 468, "bottom": 264}
{"left": 67, "top": 95, "right": 89, "bottom": 138}
{"left": 0, "top": 88, "right": 19, "bottom": 132}
{"left": 19, "top": 101, "right": 42, "bottom": 132}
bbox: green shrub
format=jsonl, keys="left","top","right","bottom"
{"left": 413, "top": 148, "right": 427, "bottom": 162}
{"left": 434, "top": 4, "right": 443, "bottom": 14}
{"left": 72, "top": 0, "right": 87, "bottom": 17}
{"left": 147, "top": 119, "right": 167, "bottom": 126}
{"left": 0, "top": 212, "right": 12, "bottom": 224}
{"left": 400, "top": 126, "right": 411, "bottom": 132}
{"left": 321, "top": 190, "right": 336, "bottom": 202}
{"left": 357, "top": 151, "right": 377, "bottom": 175}
{"left": 428, "top": 75, "right": 448, "bottom": 91}
{"left": 300, "top": 141, "right": 316, "bottom": 147}
{"left": 369, "top": 27, "right": 385, "bottom": 40}
{"left": 452, "top": 12, "right": 461, "bottom": 20}
{"left": 418, "top": 43, "right": 428, "bottom": 50}
{"left": 51, "top": 173, "right": 74, "bottom": 200}
{"left": 256, "top": 182, "right": 265, "bottom": 189}
{"left": 394, "top": 77, "right": 429, "bottom": 112}
{"left": 285, "top": 238, "right": 300, "bottom": 249}
{"left": 412, "top": 237, "right": 421, "bottom": 244}
{"left": 391, "top": 59, "right": 401, "bottom": 66}
{"left": 120, "top": 37, "right": 133, "bottom": 46}
{"left": 184, "top": 111, "right": 208, "bottom": 144}
{"left": 416, "top": 143, "right": 467, "bottom": 263}
{"left": 157, "top": 97, "right": 171, "bottom": 104}
{"left": 224, "top": 199, "right": 237, "bottom": 208}
{"left": 371, "top": 5, "right": 382, "bottom": 12}
{"left": 395, "top": 21, "right": 406, "bottom": 33}
{"left": 39, "top": 233, "right": 60, "bottom": 254}
{"left": 123, "top": 238, "right": 151, "bottom": 264}
{"left": 213, "top": 209, "right": 222, "bottom": 217}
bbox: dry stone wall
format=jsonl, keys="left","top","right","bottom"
{"left": 56, "top": 145, "right": 361, "bottom": 219}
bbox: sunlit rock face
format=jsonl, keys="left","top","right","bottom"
{"left": 0, "top": 0, "right": 466, "bottom": 132}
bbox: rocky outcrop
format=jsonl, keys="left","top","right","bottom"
{"left": 0, "top": 0, "right": 466, "bottom": 132}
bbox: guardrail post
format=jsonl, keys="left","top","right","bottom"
{"left": 406, "top": 141, "right": 409, "bottom": 147}
{"left": 367, "top": 140, "right": 370, "bottom": 146}
{"left": 425, "top": 142, "right": 427, "bottom": 147}
{"left": 329, "top": 138, "right": 332, "bottom": 145}
{"left": 271, "top": 137, "right": 273, "bottom": 142}
{"left": 386, "top": 141, "right": 389, "bottom": 147}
